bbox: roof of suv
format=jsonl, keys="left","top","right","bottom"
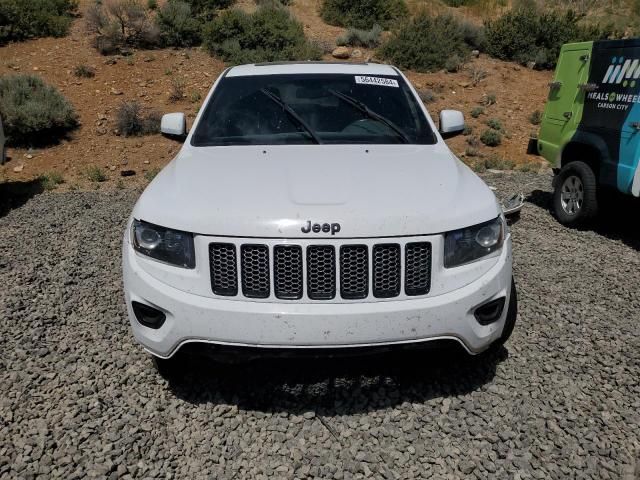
{"left": 227, "top": 62, "right": 399, "bottom": 77}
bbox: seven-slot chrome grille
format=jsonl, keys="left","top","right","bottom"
{"left": 209, "top": 241, "right": 432, "bottom": 301}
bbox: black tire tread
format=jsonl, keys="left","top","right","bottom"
{"left": 553, "top": 161, "right": 598, "bottom": 226}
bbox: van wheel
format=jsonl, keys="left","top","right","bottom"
{"left": 553, "top": 161, "right": 598, "bottom": 226}
{"left": 151, "top": 355, "right": 180, "bottom": 380}
{"left": 489, "top": 277, "right": 518, "bottom": 351}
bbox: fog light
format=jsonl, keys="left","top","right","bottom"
{"left": 474, "top": 297, "right": 506, "bottom": 325}
{"left": 132, "top": 301, "right": 166, "bottom": 329}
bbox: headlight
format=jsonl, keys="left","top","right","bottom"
{"left": 444, "top": 216, "right": 505, "bottom": 268}
{"left": 132, "top": 220, "right": 195, "bottom": 268}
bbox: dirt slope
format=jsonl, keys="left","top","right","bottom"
{"left": 0, "top": 1, "right": 552, "bottom": 190}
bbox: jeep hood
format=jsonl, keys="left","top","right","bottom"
{"left": 133, "top": 144, "right": 500, "bottom": 238}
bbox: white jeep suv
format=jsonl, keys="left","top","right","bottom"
{"left": 122, "top": 62, "right": 516, "bottom": 370}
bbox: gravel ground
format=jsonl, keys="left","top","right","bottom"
{"left": 1, "top": 171, "right": 639, "bottom": 479}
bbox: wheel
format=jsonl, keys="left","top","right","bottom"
{"left": 489, "top": 277, "right": 518, "bottom": 351}
{"left": 151, "top": 354, "right": 180, "bottom": 380}
{"left": 553, "top": 161, "right": 598, "bottom": 226}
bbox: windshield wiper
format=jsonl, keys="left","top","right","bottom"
{"left": 328, "top": 89, "right": 411, "bottom": 144}
{"left": 259, "top": 88, "right": 322, "bottom": 145}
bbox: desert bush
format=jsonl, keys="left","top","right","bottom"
{"left": 86, "top": 0, "right": 160, "bottom": 55}
{"left": 529, "top": 110, "right": 542, "bottom": 125}
{"left": 74, "top": 64, "right": 96, "bottom": 78}
{"left": 480, "top": 92, "right": 496, "bottom": 106}
{"left": 459, "top": 18, "right": 486, "bottom": 51}
{"left": 466, "top": 135, "right": 480, "bottom": 148}
{"left": 485, "top": 7, "right": 612, "bottom": 69}
{"left": 486, "top": 117, "right": 503, "bottom": 131}
{"left": 156, "top": 0, "right": 202, "bottom": 47}
{"left": 515, "top": 160, "right": 540, "bottom": 172}
{"left": 40, "top": 171, "right": 64, "bottom": 190}
{"left": 484, "top": 154, "right": 515, "bottom": 169}
{"left": 116, "top": 101, "right": 161, "bottom": 136}
{"left": 0, "top": 75, "right": 78, "bottom": 146}
{"left": 445, "top": 54, "right": 463, "bottom": 72}
{"left": 0, "top": 0, "right": 77, "bottom": 45}
{"left": 417, "top": 89, "right": 436, "bottom": 104}
{"left": 256, "top": 0, "right": 293, "bottom": 5}
{"left": 462, "top": 125, "right": 473, "bottom": 135}
{"left": 379, "top": 14, "right": 472, "bottom": 73}
{"left": 86, "top": 165, "right": 107, "bottom": 182}
{"left": 442, "top": 0, "right": 472, "bottom": 5}
{"left": 336, "top": 24, "right": 382, "bottom": 48}
{"left": 184, "top": 0, "right": 234, "bottom": 14}
{"left": 465, "top": 146, "right": 480, "bottom": 157}
{"left": 470, "top": 106, "right": 484, "bottom": 118}
{"left": 468, "top": 66, "right": 487, "bottom": 86}
{"left": 203, "top": 6, "right": 321, "bottom": 64}
{"left": 169, "top": 77, "right": 185, "bottom": 102}
{"left": 480, "top": 128, "right": 501, "bottom": 146}
{"left": 320, "top": 0, "right": 407, "bottom": 29}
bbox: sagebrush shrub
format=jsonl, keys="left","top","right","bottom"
{"left": 40, "top": 171, "right": 64, "bottom": 190}
{"left": 417, "top": 89, "right": 436, "bottom": 104}
{"left": 156, "top": 0, "right": 202, "bottom": 47}
{"left": 486, "top": 118, "right": 503, "bottom": 131}
{"left": 116, "top": 101, "right": 161, "bottom": 136}
{"left": 480, "top": 128, "right": 502, "bottom": 147}
{"left": 0, "top": 0, "right": 77, "bottom": 45}
{"left": 336, "top": 24, "right": 382, "bottom": 48}
{"left": 86, "top": 0, "right": 160, "bottom": 54}
{"left": 484, "top": 154, "right": 515, "bottom": 170}
{"left": 379, "top": 14, "right": 470, "bottom": 73}
{"left": 320, "top": 0, "right": 407, "bottom": 29}
{"left": 203, "top": 6, "right": 321, "bottom": 64}
{"left": 470, "top": 106, "right": 484, "bottom": 118}
{"left": 485, "top": 8, "right": 612, "bottom": 69}
{"left": 184, "top": 0, "right": 234, "bottom": 14}
{"left": 74, "top": 64, "right": 96, "bottom": 78}
{"left": 0, "top": 75, "right": 78, "bottom": 146}
{"left": 459, "top": 18, "right": 486, "bottom": 51}
{"left": 86, "top": 165, "right": 107, "bottom": 182}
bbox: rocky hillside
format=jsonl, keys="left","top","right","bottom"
{"left": 0, "top": 0, "right": 559, "bottom": 190}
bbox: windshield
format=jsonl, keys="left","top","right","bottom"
{"left": 191, "top": 73, "right": 437, "bottom": 146}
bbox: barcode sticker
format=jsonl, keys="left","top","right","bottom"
{"left": 354, "top": 76, "right": 399, "bottom": 88}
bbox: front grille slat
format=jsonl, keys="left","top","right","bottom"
{"left": 373, "top": 244, "right": 401, "bottom": 298}
{"left": 405, "top": 242, "right": 432, "bottom": 296}
{"left": 307, "top": 245, "right": 336, "bottom": 300}
{"left": 274, "top": 245, "right": 303, "bottom": 300}
{"left": 209, "top": 243, "right": 238, "bottom": 296}
{"left": 340, "top": 245, "right": 368, "bottom": 299}
{"left": 241, "top": 245, "right": 270, "bottom": 298}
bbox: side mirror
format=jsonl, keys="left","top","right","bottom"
{"left": 439, "top": 110, "right": 465, "bottom": 139}
{"left": 161, "top": 113, "right": 187, "bottom": 139}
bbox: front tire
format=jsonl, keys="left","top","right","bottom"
{"left": 553, "top": 161, "right": 598, "bottom": 226}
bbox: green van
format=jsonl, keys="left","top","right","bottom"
{"left": 532, "top": 39, "right": 640, "bottom": 225}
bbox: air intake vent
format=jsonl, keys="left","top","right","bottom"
{"left": 340, "top": 245, "right": 368, "bottom": 299}
{"left": 209, "top": 243, "right": 238, "bottom": 296}
{"left": 241, "top": 244, "right": 270, "bottom": 298}
{"left": 372, "top": 244, "right": 401, "bottom": 298}
{"left": 307, "top": 245, "right": 336, "bottom": 300}
{"left": 405, "top": 242, "right": 432, "bottom": 296}
{"left": 273, "top": 245, "right": 303, "bottom": 300}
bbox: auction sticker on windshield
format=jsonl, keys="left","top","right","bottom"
{"left": 355, "top": 76, "right": 399, "bottom": 88}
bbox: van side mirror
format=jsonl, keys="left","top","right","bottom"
{"left": 161, "top": 113, "right": 187, "bottom": 139}
{"left": 439, "top": 110, "right": 465, "bottom": 139}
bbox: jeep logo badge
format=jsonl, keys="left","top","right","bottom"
{"left": 301, "top": 221, "right": 341, "bottom": 235}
